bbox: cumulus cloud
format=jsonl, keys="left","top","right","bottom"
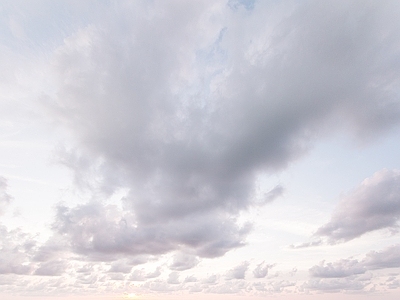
{"left": 0, "top": 225, "right": 35, "bottom": 275}
{"left": 226, "top": 261, "right": 249, "bottom": 280}
{"left": 309, "top": 259, "right": 366, "bottom": 278}
{"left": 304, "top": 277, "right": 368, "bottom": 292}
{"left": 309, "top": 244, "right": 400, "bottom": 280}
{"left": 167, "top": 272, "right": 180, "bottom": 284}
{"left": 108, "top": 260, "right": 133, "bottom": 274}
{"left": 129, "top": 269, "right": 146, "bottom": 282}
{"left": 184, "top": 275, "right": 198, "bottom": 283}
{"left": 202, "top": 274, "right": 219, "bottom": 285}
{"left": 168, "top": 252, "right": 200, "bottom": 271}
{"left": 364, "top": 244, "right": 400, "bottom": 270}
{"left": 34, "top": 259, "right": 68, "bottom": 276}
{"left": 15, "top": 0, "right": 395, "bottom": 275}
{"left": 253, "top": 261, "right": 274, "bottom": 278}
{"left": 316, "top": 169, "right": 400, "bottom": 243}
{"left": 270, "top": 280, "right": 295, "bottom": 293}
{"left": 145, "top": 267, "right": 162, "bottom": 279}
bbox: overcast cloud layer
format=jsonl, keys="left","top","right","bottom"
{"left": 1, "top": 0, "right": 400, "bottom": 299}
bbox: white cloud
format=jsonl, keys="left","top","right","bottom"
{"left": 0, "top": 177, "right": 12, "bottom": 215}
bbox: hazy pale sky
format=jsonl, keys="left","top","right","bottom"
{"left": 1, "top": 1, "right": 400, "bottom": 299}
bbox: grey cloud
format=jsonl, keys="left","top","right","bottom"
{"left": 167, "top": 272, "right": 180, "bottom": 284}
{"left": 386, "top": 277, "right": 400, "bottom": 289}
{"left": 168, "top": 252, "right": 200, "bottom": 271}
{"left": 0, "top": 225, "right": 35, "bottom": 275}
{"left": 206, "top": 280, "right": 249, "bottom": 294}
{"left": 128, "top": 256, "right": 152, "bottom": 266}
{"left": 184, "top": 275, "right": 198, "bottom": 283}
{"left": 51, "top": 202, "right": 250, "bottom": 260}
{"left": 34, "top": 259, "right": 67, "bottom": 276}
{"left": 202, "top": 274, "right": 219, "bottom": 285}
{"left": 309, "top": 259, "right": 366, "bottom": 278}
{"left": 33, "top": 236, "right": 68, "bottom": 262}
{"left": 270, "top": 280, "right": 295, "bottom": 293}
{"left": 76, "top": 263, "right": 95, "bottom": 274}
{"left": 316, "top": 169, "right": 400, "bottom": 243}
{"left": 129, "top": 269, "right": 145, "bottom": 282}
{"left": 253, "top": 261, "right": 274, "bottom": 278}
{"left": 226, "top": 261, "right": 249, "bottom": 280}
{"left": 364, "top": 244, "right": 400, "bottom": 270}
{"left": 309, "top": 244, "right": 400, "bottom": 280}
{"left": 262, "top": 185, "right": 284, "bottom": 205}
{"left": 189, "top": 283, "right": 203, "bottom": 293}
{"left": 109, "top": 273, "right": 125, "bottom": 281}
{"left": 145, "top": 267, "right": 162, "bottom": 279}
{"left": 289, "top": 239, "right": 323, "bottom": 249}
{"left": 304, "top": 277, "right": 368, "bottom": 292}
{"left": 45, "top": 0, "right": 400, "bottom": 262}
{"left": 108, "top": 260, "right": 132, "bottom": 274}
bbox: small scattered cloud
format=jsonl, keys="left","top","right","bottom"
{"left": 129, "top": 269, "right": 146, "bottom": 282}
{"left": 145, "top": 267, "right": 162, "bottom": 279}
{"left": 303, "top": 277, "right": 368, "bottom": 292}
{"left": 184, "top": 275, "right": 198, "bottom": 283}
{"left": 253, "top": 261, "right": 274, "bottom": 278}
{"left": 108, "top": 260, "right": 132, "bottom": 274}
{"left": 167, "top": 272, "right": 180, "bottom": 284}
{"left": 168, "top": 252, "right": 200, "bottom": 271}
{"left": 309, "top": 259, "right": 366, "bottom": 278}
{"left": 289, "top": 239, "right": 323, "bottom": 249}
{"left": 261, "top": 185, "right": 285, "bottom": 205}
{"left": 270, "top": 280, "right": 295, "bottom": 293}
{"left": 202, "top": 274, "right": 219, "bottom": 285}
{"left": 226, "top": 261, "right": 249, "bottom": 280}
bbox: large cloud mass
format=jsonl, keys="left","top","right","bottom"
{"left": 42, "top": 0, "right": 400, "bottom": 261}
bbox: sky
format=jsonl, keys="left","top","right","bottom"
{"left": 1, "top": 0, "right": 400, "bottom": 299}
